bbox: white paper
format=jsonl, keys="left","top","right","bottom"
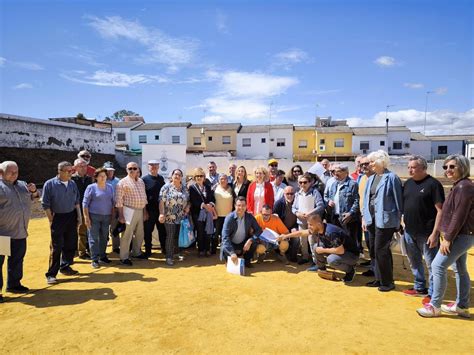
{"left": 123, "top": 206, "right": 135, "bottom": 225}
{"left": 0, "top": 236, "right": 11, "bottom": 256}
{"left": 298, "top": 195, "right": 315, "bottom": 213}
{"left": 259, "top": 228, "right": 279, "bottom": 245}
{"left": 307, "top": 162, "right": 326, "bottom": 179}
{"left": 226, "top": 256, "right": 245, "bottom": 276}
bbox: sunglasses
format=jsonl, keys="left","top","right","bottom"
{"left": 360, "top": 163, "right": 369, "bottom": 167}
{"left": 128, "top": 167, "right": 138, "bottom": 171}
{"left": 80, "top": 155, "right": 91, "bottom": 159}
{"left": 195, "top": 175, "right": 205, "bottom": 178}
{"left": 269, "top": 164, "right": 278, "bottom": 167}
{"left": 442, "top": 164, "right": 457, "bottom": 170}
{"left": 299, "top": 181, "right": 309, "bottom": 185}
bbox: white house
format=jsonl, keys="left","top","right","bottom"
{"left": 427, "top": 135, "right": 474, "bottom": 160}
{"left": 352, "top": 126, "right": 412, "bottom": 156}
{"left": 130, "top": 122, "right": 191, "bottom": 151}
{"left": 111, "top": 121, "right": 143, "bottom": 149}
{"left": 237, "top": 124, "right": 293, "bottom": 159}
{"left": 410, "top": 132, "right": 432, "bottom": 161}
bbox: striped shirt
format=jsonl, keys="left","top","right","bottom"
{"left": 115, "top": 176, "right": 147, "bottom": 209}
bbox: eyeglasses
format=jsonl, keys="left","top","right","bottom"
{"left": 299, "top": 181, "right": 309, "bottom": 185}
{"left": 359, "top": 163, "right": 369, "bottom": 167}
{"left": 442, "top": 164, "right": 457, "bottom": 170}
{"left": 262, "top": 214, "right": 272, "bottom": 218}
{"left": 269, "top": 164, "right": 278, "bottom": 167}
{"left": 128, "top": 167, "right": 138, "bottom": 171}
{"left": 194, "top": 175, "right": 205, "bottom": 178}
{"left": 80, "top": 155, "right": 91, "bottom": 159}
{"left": 285, "top": 192, "right": 295, "bottom": 196}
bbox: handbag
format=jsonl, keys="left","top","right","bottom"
{"left": 179, "top": 217, "right": 195, "bottom": 248}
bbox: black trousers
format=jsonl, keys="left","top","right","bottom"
{"left": 286, "top": 238, "right": 300, "bottom": 262}
{"left": 46, "top": 211, "right": 78, "bottom": 277}
{"left": 213, "top": 216, "right": 226, "bottom": 254}
{"left": 223, "top": 240, "right": 257, "bottom": 266}
{"left": 368, "top": 224, "right": 395, "bottom": 286}
{"left": 334, "top": 217, "right": 362, "bottom": 253}
{"left": 0, "top": 238, "right": 27, "bottom": 289}
{"left": 143, "top": 207, "right": 167, "bottom": 254}
{"left": 192, "top": 213, "right": 211, "bottom": 253}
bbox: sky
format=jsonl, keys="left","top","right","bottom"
{"left": 1, "top": 0, "right": 473, "bottom": 135}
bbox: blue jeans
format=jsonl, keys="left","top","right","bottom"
{"left": 316, "top": 251, "right": 358, "bottom": 273}
{"left": 88, "top": 213, "right": 111, "bottom": 262}
{"left": 404, "top": 231, "right": 438, "bottom": 296}
{"left": 430, "top": 234, "right": 473, "bottom": 309}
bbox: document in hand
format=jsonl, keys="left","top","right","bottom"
{"left": 123, "top": 206, "right": 134, "bottom": 225}
{"left": 0, "top": 236, "right": 11, "bottom": 256}
{"left": 226, "top": 256, "right": 245, "bottom": 276}
{"left": 298, "top": 194, "right": 315, "bottom": 213}
{"left": 259, "top": 228, "right": 279, "bottom": 246}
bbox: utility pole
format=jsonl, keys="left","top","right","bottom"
{"left": 423, "top": 91, "right": 434, "bottom": 135}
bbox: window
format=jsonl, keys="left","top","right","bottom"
{"left": 172, "top": 136, "right": 180, "bottom": 144}
{"left": 334, "top": 138, "right": 344, "bottom": 148}
{"left": 438, "top": 146, "right": 448, "bottom": 155}
{"left": 154, "top": 135, "right": 160, "bottom": 141}
{"left": 208, "top": 136, "right": 213, "bottom": 141}
{"left": 276, "top": 138, "right": 286, "bottom": 147}
{"left": 243, "top": 138, "right": 251, "bottom": 147}
{"left": 261, "top": 138, "right": 266, "bottom": 143}
{"left": 393, "top": 141, "right": 402, "bottom": 150}
{"left": 360, "top": 141, "right": 370, "bottom": 150}
{"left": 117, "top": 133, "right": 126, "bottom": 141}
{"left": 380, "top": 140, "right": 385, "bottom": 146}
{"left": 298, "top": 140, "right": 308, "bottom": 148}
{"left": 193, "top": 137, "right": 201, "bottom": 146}
{"left": 222, "top": 136, "right": 231, "bottom": 145}
{"left": 320, "top": 138, "right": 325, "bottom": 145}
{"left": 139, "top": 135, "right": 147, "bottom": 144}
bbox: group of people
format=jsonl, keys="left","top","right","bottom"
{"left": 0, "top": 149, "right": 472, "bottom": 320}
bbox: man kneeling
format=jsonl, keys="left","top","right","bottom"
{"left": 221, "top": 197, "right": 262, "bottom": 268}
{"left": 255, "top": 204, "right": 290, "bottom": 263}
{"left": 281, "top": 214, "right": 358, "bottom": 283}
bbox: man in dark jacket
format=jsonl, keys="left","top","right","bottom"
{"left": 221, "top": 197, "right": 262, "bottom": 267}
{"left": 273, "top": 186, "right": 300, "bottom": 262}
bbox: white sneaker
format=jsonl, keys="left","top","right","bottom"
{"left": 46, "top": 276, "right": 58, "bottom": 285}
{"left": 416, "top": 303, "right": 441, "bottom": 318}
{"left": 441, "top": 302, "right": 471, "bottom": 318}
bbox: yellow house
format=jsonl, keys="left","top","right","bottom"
{"left": 315, "top": 126, "right": 354, "bottom": 160}
{"left": 293, "top": 126, "right": 317, "bottom": 161}
{"left": 187, "top": 123, "right": 241, "bottom": 154}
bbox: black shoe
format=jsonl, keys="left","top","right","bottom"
{"left": 99, "top": 256, "right": 112, "bottom": 264}
{"left": 60, "top": 266, "right": 79, "bottom": 276}
{"left": 245, "top": 262, "right": 253, "bottom": 268}
{"left": 366, "top": 280, "right": 381, "bottom": 287}
{"left": 361, "top": 269, "right": 375, "bottom": 277}
{"left": 78, "top": 253, "right": 91, "bottom": 260}
{"left": 6, "top": 285, "right": 29, "bottom": 293}
{"left": 133, "top": 253, "right": 148, "bottom": 260}
{"left": 120, "top": 259, "right": 133, "bottom": 266}
{"left": 144, "top": 251, "right": 152, "bottom": 258}
{"left": 297, "top": 258, "right": 310, "bottom": 265}
{"left": 113, "top": 248, "right": 120, "bottom": 254}
{"left": 378, "top": 283, "right": 395, "bottom": 292}
{"left": 343, "top": 269, "right": 356, "bottom": 283}
{"left": 0, "top": 295, "right": 4, "bottom": 303}
{"left": 360, "top": 260, "right": 371, "bottom": 267}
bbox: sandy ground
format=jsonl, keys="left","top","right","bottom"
{"left": 0, "top": 218, "right": 473, "bottom": 354}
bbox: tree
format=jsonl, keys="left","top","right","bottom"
{"left": 76, "top": 113, "right": 86, "bottom": 120}
{"left": 104, "top": 109, "right": 140, "bottom": 122}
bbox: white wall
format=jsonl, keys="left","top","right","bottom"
{"left": 113, "top": 127, "right": 134, "bottom": 147}
{"left": 410, "top": 140, "right": 432, "bottom": 161}
{"left": 237, "top": 132, "right": 270, "bottom": 159}
{"left": 142, "top": 144, "right": 187, "bottom": 179}
{"left": 352, "top": 135, "right": 387, "bottom": 154}
{"left": 0, "top": 114, "right": 114, "bottom": 154}
{"left": 269, "top": 128, "right": 293, "bottom": 159}
{"left": 352, "top": 131, "right": 412, "bottom": 155}
{"left": 431, "top": 140, "right": 464, "bottom": 160}
{"left": 130, "top": 127, "right": 187, "bottom": 151}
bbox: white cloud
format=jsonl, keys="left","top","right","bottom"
{"left": 434, "top": 87, "right": 448, "bottom": 95}
{"left": 0, "top": 57, "right": 6, "bottom": 66}
{"left": 0, "top": 57, "right": 43, "bottom": 70}
{"left": 86, "top": 15, "right": 198, "bottom": 71}
{"left": 304, "top": 89, "right": 341, "bottom": 95}
{"left": 216, "top": 10, "right": 229, "bottom": 34}
{"left": 194, "top": 70, "right": 299, "bottom": 122}
{"left": 345, "top": 108, "right": 474, "bottom": 136}
{"left": 273, "top": 48, "right": 310, "bottom": 69}
{"left": 374, "top": 56, "right": 397, "bottom": 67}
{"left": 404, "top": 82, "right": 424, "bottom": 89}
{"left": 67, "top": 45, "right": 104, "bottom": 66}
{"left": 13, "top": 83, "right": 33, "bottom": 90}
{"left": 61, "top": 70, "right": 168, "bottom": 87}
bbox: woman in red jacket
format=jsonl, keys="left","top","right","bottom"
{"left": 246, "top": 166, "right": 274, "bottom": 215}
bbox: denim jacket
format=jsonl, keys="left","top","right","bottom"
{"left": 327, "top": 176, "right": 360, "bottom": 219}
{"left": 362, "top": 170, "right": 403, "bottom": 229}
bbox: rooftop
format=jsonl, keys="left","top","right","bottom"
{"left": 410, "top": 132, "right": 429, "bottom": 141}
{"left": 110, "top": 121, "right": 144, "bottom": 128}
{"left": 427, "top": 134, "right": 474, "bottom": 141}
{"left": 190, "top": 123, "right": 242, "bottom": 131}
{"left": 315, "top": 126, "right": 353, "bottom": 133}
{"left": 239, "top": 124, "right": 293, "bottom": 133}
{"left": 132, "top": 122, "right": 192, "bottom": 130}
{"left": 352, "top": 126, "right": 410, "bottom": 135}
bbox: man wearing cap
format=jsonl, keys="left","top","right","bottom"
{"left": 115, "top": 162, "right": 148, "bottom": 265}
{"left": 77, "top": 150, "right": 95, "bottom": 178}
{"left": 268, "top": 159, "right": 279, "bottom": 182}
{"left": 104, "top": 161, "right": 120, "bottom": 253}
{"left": 142, "top": 160, "right": 166, "bottom": 258}
{"left": 72, "top": 158, "right": 93, "bottom": 260}
{"left": 0, "top": 161, "right": 40, "bottom": 302}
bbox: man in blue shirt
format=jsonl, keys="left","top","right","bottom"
{"left": 42, "top": 161, "right": 81, "bottom": 284}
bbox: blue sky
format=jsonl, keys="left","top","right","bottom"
{"left": 1, "top": 0, "right": 472, "bottom": 135}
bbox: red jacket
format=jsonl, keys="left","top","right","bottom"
{"left": 246, "top": 181, "right": 274, "bottom": 215}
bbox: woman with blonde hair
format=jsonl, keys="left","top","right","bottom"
{"left": 246, "top": 166, "right": 274, "bottom": 215}
{"left": 234, "top": 165, "right": 251, "bottom": 198}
